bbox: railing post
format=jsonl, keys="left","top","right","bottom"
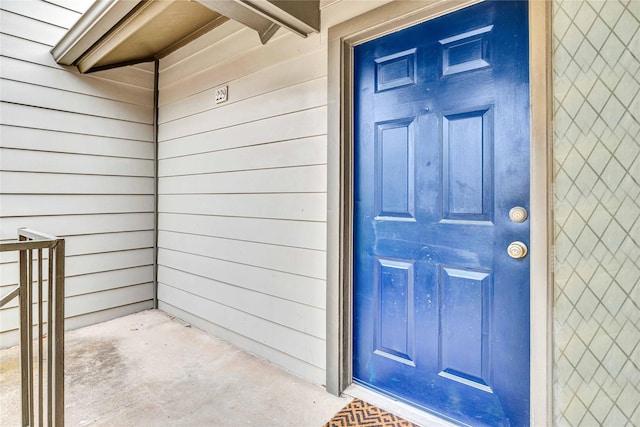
{"left": 18, "top": 242, "right": 31, "bottom": 427}
{"left": 53, "top": 239, "right": 65, "bottom": 427}
{"left": 37, "top": 248, "right": 44, "bottom": 427}
{"left": 48, "top": 246, "right": 54, "bottom": 427}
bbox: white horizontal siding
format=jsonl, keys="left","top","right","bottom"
{"left": 159, "top": 47, "right": 327, "bottom": 123}
{"left": 159, "top": 165, "right": 326, "bottom": 194}
{"left": 1, "top": 79, "right": 153, "bottom": 124}
{"left": 159, "top": 213, "right": 325, "bottom": 250}
{"left": 158, "top": 193, "right": 326, "bottom": 221}
{"left": 0, "top": 213, "right": 154, "bottom": 241}
{"left": 0, "top": 33, "right": 68, "bottom": 68}
{"left": 65, "top": 266, "right": 154, "bottom": 297}
{"left": 0, "top": 126, "right": 154, "bottom": 159}
{"left": 158, "top": 265, "right": 325, "bottom": 339}
{"left": 0, "top": 149, "right": 154, "bottom": 176}
{"left": 0, "top": 0, "right": 155, "bottom": 347}
{"left": 1, "top": 0, "right": 80, "bottom": 28}
{"left": 158, "top": 107, "right": 327, "bottom": 159}
{"left": 65, "top": 231, "right": 154, "bottom": 256}
{"left": 156, "top": 0, "right": 387, "bottom": 384}
{"left": 0, "top": 195, "right": 153, "bottom": 216}
{"left": 1, "top": 102, "right": 151, "bottom": 140}
{"left": 158, "top": 231, "right": 325, "bottom": 279}
{"left": 160, "top": 77, "right": 326, "bottom": 142}
{"left": 0, "top": 56, "right": 153, "bottom": 106}
{"left": 66, "top": 249, "right": 154, "bottom": 277}
{"left": 44, "top": 0, "right": 95, "bottom": 14}
{"left": 0, "top": 172, "right": 153, "bottom": 194}
{"left": 65, "top": 283, "right": 154, "bottom": 318}
{"left": 158, "top": 248, "right": 325, "bottom": 309}
{"left": 0, "top": 8, "right": 66, "bottom": 45}
{"left": 159, "top": 135, "right": 326, "bottom": 174}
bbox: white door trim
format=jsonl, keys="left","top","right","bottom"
{"left": 325, "top": 1, "right": 553, "bottom": 425}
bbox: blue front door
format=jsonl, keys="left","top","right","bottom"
{"left": 353, "top": 2, "right": 530, "bottom": 425}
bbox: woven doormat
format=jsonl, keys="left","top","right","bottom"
{"left": 324, "top": 398, "right": 419, "bottom": 427}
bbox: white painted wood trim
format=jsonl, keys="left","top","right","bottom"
{"left": 528, "top": 1, "right": 554, "bottom": 425}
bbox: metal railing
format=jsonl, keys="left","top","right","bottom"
{"left": 0, "top": 228, "right": 65, "bottom": 427}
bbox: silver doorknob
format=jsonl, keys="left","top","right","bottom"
{"left": 509, "top": 206, "right": 528, "bottom": 223}
{"left": 507, "top": 241, "right": 528, "bottom": 259}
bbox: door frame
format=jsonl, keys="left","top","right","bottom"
{"left": 325, "top": 1, "right": 553, "bottom": 425}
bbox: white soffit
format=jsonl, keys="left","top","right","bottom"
{"left": 51, "top": 0, "right": 320, "bottom": 74}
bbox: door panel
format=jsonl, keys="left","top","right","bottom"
{"left": 375, "top": 119, "right": 415, "bottom": 219}
{"left": 353, "top": 2, "right": 530, "bottom": 426}
{"left": 375, "top": 257, "right": 415, "bottom": 365}
{"left": 442, "top": 108, "right": 493, "bottom": 221}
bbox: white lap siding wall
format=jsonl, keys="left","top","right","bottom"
{"left": 0, "top": 0, "right": 155, "bottom": 347}
{"left": 157, "top": 1, "right": 391, "bottom": 384}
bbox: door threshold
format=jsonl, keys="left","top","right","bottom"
{"left": 343, "top": 384, "right": 461, "bottom": 427}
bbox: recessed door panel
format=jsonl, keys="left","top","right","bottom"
{"left": 440, "top": 25, "right": 493, "bottom": 76}
{"left": 353, "top": 2, "right": 530, "bottom": 426}
{"left": 376, "top": 49, "right": 417, "bottom": 91}
{"left": 375, "top": 120, "right": 415, "bottom": 220}
{"left": 439, "top": 266, "right": 492, "bottom": 392}
{"left": 442, "top": 108, "right": 493, "bottom": 221}
{"left": 374, "top": 258, "right": 415, "bottom": 365}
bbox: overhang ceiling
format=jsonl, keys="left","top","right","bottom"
{"left": 51, "top": 0, "right": 320, "bottom": 73}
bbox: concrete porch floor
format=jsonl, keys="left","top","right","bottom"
{"left": 0, "top": 310, "right": 352, "bottom": 426}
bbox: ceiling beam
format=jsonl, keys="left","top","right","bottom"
{"left": 196, "top": 0, "right": 319, "bottom": 44}
{"left": 197, "top": 0, "right": 280, "bottom": 44}
{"left": 241, "top": 1, "right": 320, "bottom": 37}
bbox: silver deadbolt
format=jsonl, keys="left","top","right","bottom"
{"left": 507, "top": 241, "right": 528, "bottom": 259}
{"left": 509, "top": 207, "right": 528, "bottom": 223}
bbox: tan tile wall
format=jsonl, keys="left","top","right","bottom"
{"left": 552, "top": 0, "right": 640, "bottom": 425}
